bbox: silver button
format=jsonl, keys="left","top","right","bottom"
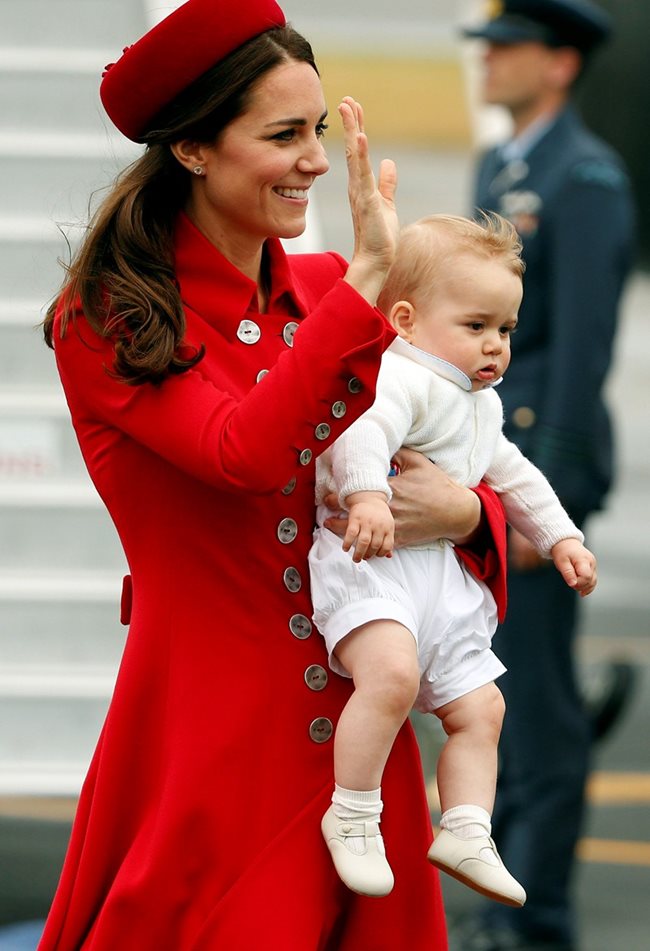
{"left": 305, "top": 664, "right": 328, "bottom": 691}
{"left": 299, "top": 448, "right": 313, "bottom": 466}
{"left": 283, "top": 567, "right": 302, "bottom": 593}
{"left": 236, "top": 319, "right": 261, "bottom": 345}
{"left": 281, "top": 476, "right": 297, "bottom": 496}
{"left": 347, "top": 377, "right": 363, "bottom": 394}
{"left": 315, "top": 423, "right": 331, "bottom": 441}
{"left": 309, "top": 717, "right": 333, "bottom": 743}
{"left": 256, "top": 369, "right": 269, "bottom": 383}
{"left": 277, "top": 517, "right": 298, "bottom": 544}
{"left": 512, "top": 406, "right": 537, "bottom": 429}
{"left": 331, "top": 401, "right": 347, "bottom": 418}
{"left": 282, "top": 321, "right": 299, "bottom": 347}
{"left": 289, "top": 614, "right": 312, "bottom": 639}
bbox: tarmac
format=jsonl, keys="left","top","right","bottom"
{"left": 1, "top": 144, "right": 647, "bottom": 950}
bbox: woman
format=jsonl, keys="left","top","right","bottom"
{"left": 38, "top": 1, "right": 504, "bottom": 948}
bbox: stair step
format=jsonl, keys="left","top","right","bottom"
{"left": 0, "top": 480, "right": 125, "bottom": 570}
{"left": 0, "top": 668, "right": 116, "bottom": 698}
{"left": 0, "top": 570, "right": 126, "bottom": 670}
{"left": 0, "top": 691, "right": 109, "bottom": 795}
{"left": 1, "top": 2, "right": 146, "bottom": 50}
{"left": 0, "top": 152, "right": 136, "bottom": 220}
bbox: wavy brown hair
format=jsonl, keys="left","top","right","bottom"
{"left": 43, "top": 25, "right": 318, "bottom": 385}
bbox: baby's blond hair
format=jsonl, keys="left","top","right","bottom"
{"left": 378, "top": 212, "right": 524, "bottom": 314}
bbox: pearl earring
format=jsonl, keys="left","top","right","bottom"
{"left": 193, "top": 165, "right": 204, "bottom": 176}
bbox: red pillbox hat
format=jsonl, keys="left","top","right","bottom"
{"left": 100, "top": 0, "right": 286, "bottom": 141}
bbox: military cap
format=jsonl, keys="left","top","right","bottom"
{"left": 100, "top": 0, "right": 286, "bottom": 142}
{"left": 462, "top": 0, "right": 612, "bottom": 54}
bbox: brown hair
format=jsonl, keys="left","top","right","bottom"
{"left": 378, "top": 212, "right": 524, "bottom": 315}
{"left": 43, "top": 25, "right": 318, "bottom": 385}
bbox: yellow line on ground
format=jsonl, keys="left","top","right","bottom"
{"left": 427, "top": 771, "right": 650, "bottom": 811}
{"left": 577, "top": 838, "right": 650, "bottom": 867}
{"left": 586, "top": 771, "right": 650, "bottom": 804}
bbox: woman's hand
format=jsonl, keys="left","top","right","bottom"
{"left": 323, "top": 449, "right": 482, "bottom": 549}
{"left": 339, "top": 97, "right": 399, "bottom": 304}
{"left": 388, "top": 449, "right": 482, "bottom": 547}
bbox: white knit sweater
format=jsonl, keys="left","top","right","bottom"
{"left": 316, "top": 337, "right": 582, "bottom": 555}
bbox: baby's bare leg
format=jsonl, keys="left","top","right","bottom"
{"left": 321, "top": 619, "right": 420, "bottom": 897}
{"left": 334, "top": 619, "right": 420, "bottom": 790}
{"left": 434, "top": 681, "right": 505, "bottom": 813}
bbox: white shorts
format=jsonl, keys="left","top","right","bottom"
{"left": 308, "top": 522, "right": 506, "bottom": 712}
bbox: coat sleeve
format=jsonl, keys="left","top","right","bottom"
{"left": 455, "top": 481, "right": 508, "bottom": 623}
{"left": 54, "top": 278, "right": 395, "bottom": 495}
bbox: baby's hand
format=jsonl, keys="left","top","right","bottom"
{"left": 551, "top": 538, "right": 597, "bottom": 597}
{"left": 343, "top": 492, "right": 394, "bottom": 563}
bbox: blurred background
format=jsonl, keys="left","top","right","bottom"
{"left": 0, "top": 1, "right": 647, "bottom": 948}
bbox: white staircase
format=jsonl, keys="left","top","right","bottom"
{"left": 0, "top": 0, "right": 148, "bottom": 795}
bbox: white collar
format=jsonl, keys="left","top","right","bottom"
{"left": 388, "top": 336, "right": 502, "bottom": 391}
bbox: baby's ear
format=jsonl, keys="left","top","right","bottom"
{"left": 388, "top": 300, "right": 416, "bottom": 341}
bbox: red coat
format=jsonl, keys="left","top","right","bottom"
{"left": 38, "top": 212, "right": 449, "bottom": 950}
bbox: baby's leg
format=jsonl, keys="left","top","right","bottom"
{"left": 427, "top": 682, "right": 526, "bottom": 907}
{"left": 334, "top": 619, "right": 420, "bottom": 791}
{"left": 322, "top": 619, "right": 419, "bottom": 898}
{"left": 435, "top": 682, "right": 504, "bottom": 814}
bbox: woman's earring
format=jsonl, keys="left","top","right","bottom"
{"left": 193, "top": 165, "right": 204, "bottom": 176}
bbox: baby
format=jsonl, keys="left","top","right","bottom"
{"left": 309, "top": 213, "right": 597, "bottom": 903}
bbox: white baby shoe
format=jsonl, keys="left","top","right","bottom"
{"left": 427, "top": 828, "right": 526, "bottom": 907}
{"left": 321, "top": 804, "right": 394, "bottom": 897}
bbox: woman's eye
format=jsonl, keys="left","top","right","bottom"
{"left": 272, "top": 129, "right": 295, "bottom": 142}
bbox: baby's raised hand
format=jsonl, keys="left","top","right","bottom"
{"left": 551, "top": 538, "right": 598, "bottom": 597}
{"left": 343, "top": 491, "right": 394, "bottom": 563}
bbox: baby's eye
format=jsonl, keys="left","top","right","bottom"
{"left": 500, "top": 325, "right": 517, "bottom": 336}
{"left": 469, "top": 322, "right": 484, "bottom": 331}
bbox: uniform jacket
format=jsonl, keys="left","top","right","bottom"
{"left": 475, "top": 105, "right": 635, "bottom": 519}
{"left": 38, "top": 212, "right": 454, "bottom": 951}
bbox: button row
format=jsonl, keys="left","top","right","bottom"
{"left": 237, "top": 320, "right": 299, "bottom": 347}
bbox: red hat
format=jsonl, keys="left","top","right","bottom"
{"left": 100, "top": 0, "right": 286, "bottom": 142}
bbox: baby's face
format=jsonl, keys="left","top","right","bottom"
{"left": 406, "top": 254, "right": 522, "bottom": 391}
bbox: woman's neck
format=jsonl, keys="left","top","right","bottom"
{"left": 183, "top": 200, "right": 266, "bottom": 293}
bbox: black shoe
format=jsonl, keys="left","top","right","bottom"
{"left": 447, "top": 917, "right": 575, "bottom": 951}
{"left": 583, "top": 660, "right": 639, "bottom": 742}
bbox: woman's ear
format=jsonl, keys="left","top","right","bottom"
{"left": 387, "top": 300, "right": 416, "bottom": 341}
{"left": 170, "top": 139, "right": 207, "bottom": 175}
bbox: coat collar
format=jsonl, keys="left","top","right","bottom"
{"left": 173, "top": 211, "right": 308, "bottom": 331}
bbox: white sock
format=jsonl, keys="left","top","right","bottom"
{"left": 332, "top": 784, "right": 383, "bottom": 821}
{"left": 440, "top": 804, "right": 492, "bottom": 840}
{"left": 331, "top": 785, "right": 383, "bottom": 855}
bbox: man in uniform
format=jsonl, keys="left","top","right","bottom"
{"left": 453, "top": 2, "right": 636, "bottom": 948}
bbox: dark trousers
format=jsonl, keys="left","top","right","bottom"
{"left": 483, "top": 557, "right": 592, "bottom": 944}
